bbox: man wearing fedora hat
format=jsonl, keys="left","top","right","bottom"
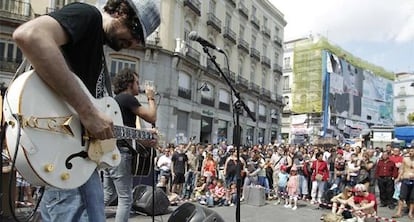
{"left": 12, "top": 0, "right": 160, "bottom": 221}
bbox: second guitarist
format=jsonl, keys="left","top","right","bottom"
{"left": 103, "top": 68, "right": 157, "bottom": 222}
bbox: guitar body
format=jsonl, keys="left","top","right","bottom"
{"left": 3, "top": 70, "right": 121, "bottom": 189}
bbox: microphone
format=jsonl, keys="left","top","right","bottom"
{"left": 139, "top": 89, "right": 159, "bottom": 95}
{"left": 188, "top": 31, "right": 224, "bottom": 53}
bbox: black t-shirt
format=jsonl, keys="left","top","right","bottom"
{"left": 49, "top": 3, "right": 104, "bottom": 97}
{"left": 114, "top": 93, "right": 141, "bottom": 127}
{"left": 172, "top": 152, "right": 188, "bottom": 174}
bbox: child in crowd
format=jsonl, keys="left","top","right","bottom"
{"left": 207, "top": 179, "right": 226, "bottom": 207}
{"left": 274, "top": 165, "right": 289, "bottom": 205}
{"left": 194, "top": 176, "right": 207, "bottom": 205}
{"left": 285, "top": 166, "right": 299, "bottom": 210}
{"left": 225, "top": 182, "right": 237, "bottom": 206}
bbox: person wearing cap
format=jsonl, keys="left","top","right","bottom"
{"left": 13, "top": 0, "right": 160, "bottom": 221}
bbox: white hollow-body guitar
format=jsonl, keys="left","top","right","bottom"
{"left": 3, "top": 70, "right": 153, "bottom": 189}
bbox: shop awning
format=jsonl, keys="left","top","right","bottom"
{"left": 395, "top": 126, "right": 414, "bottom": 144}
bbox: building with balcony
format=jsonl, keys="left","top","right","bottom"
{"left": 282, "top": 36, "right": 394, "bottom": 145}
{"left": 0, "top": 0, "right": 287, "bottom": 146}
{"left": 394, "top": 72, "right": 414, "bottom": 126}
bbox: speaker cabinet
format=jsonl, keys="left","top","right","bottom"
{"left": 168, "top": 202, "right": 225, "bottom": 222}
{"left": 132, "top": 185, "right": 170, "bottom": 216}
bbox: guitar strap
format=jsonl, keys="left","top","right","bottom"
{"left": 102, "top": 55, "right": 113, "bottom": 97}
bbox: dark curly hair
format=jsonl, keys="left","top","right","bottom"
{"left": 103, "top": 0, "right": 143, "bottom": 41}
{"left": 112, "top": 68, "right": 138, "bottom": 95}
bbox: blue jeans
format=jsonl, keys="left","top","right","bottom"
{"left": 40, "top": 170, "right": 105, "bottom": 222}
{"left": 103, "top": 151, "right": 133, "bottom": 222}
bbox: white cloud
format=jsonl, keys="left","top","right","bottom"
{"left": 270, "top": 0, "right": 414, "bottom": 44}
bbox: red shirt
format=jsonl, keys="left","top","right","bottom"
{"left": 389, "top": 155, "right": 403, "bottom": 165}
{"left": 311, "top": 160, "right": 329, "bottom": 181}
{"left": 353, "top": 193, "right": 377, "bottom": 212}
{"left": 375, "top": 159, "right": 398, "bottom": 178}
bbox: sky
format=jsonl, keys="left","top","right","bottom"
{"left": 269, "top": 0, "right": 414, "bottom": 74}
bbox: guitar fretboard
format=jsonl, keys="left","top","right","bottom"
{"left": 113, "top": 125, "right": 154, "bottom": 140}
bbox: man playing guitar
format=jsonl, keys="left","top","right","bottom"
{"left": 103, "top": 68, "right": 157, "bottom": 222}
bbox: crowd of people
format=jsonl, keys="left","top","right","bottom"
{"left": 152, "top": 141, "right": 414, "bottom": 221}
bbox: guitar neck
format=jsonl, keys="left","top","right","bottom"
{"left": 113, "top": 125, "right": 154, "bottom": 140}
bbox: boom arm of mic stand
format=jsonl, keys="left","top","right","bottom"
{"left": 202, "top": 47, "right": 256, "bottom": 122}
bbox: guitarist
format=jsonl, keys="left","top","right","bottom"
{"left": 103, "top": 68, "right": 157, "bottom": 222}
{"left": 12, "top": 0, "right": 160, "bottom": 221}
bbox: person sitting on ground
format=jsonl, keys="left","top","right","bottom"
{"left": 207, "top": 179, "right": 226, "bottom": 207}
{"left": 347, "top": 184, "right": 377, "bottom": 222}
{"left": 331, "top": 186, "right": 353, "bottom": 216}
{"left": 194, "top": 176, "right": 208, "bottom": 205}
{"left": 225, "top": 182, "right": 237, "bottom": 206}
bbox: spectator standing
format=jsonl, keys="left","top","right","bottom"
{"left": 375, "top": 151, "right": 398, "bottom": 209}
{"left": 171, "top": 145, "right": 188, "bottom": 197}
{"left": 310, "top": 152, "right": 329, "bottom": 204}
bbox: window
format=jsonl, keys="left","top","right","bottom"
{"left": 217, "top": 120, "right": 228, "bottom": 143}
{"left": 201, "top": 83, "right": 215, "bottom": 106}
{"left": 238, "top": 59, "right": 243, "bottom": 76}
{"left": 178, "top": 72, "right": 192, "bottom": 99}
{"left": 400, "top": 99, "right": 406, "bottom": 106}
{"left": 283, "top": 76, "right": 289, "bottom": 90}
{"left": 252, "top": 6, "right": 256, "bottom": 17}
{"left": 251, "top": 35, "right": 256, "bottom": 48}
{"left": 258, "top": 104, "right": 266, "bottom": 122}
{"left": 225, "top": 13, "right": 231, "bottom": 28}
{"left": 284, "top": 57, "right": 291, "bottom": 69}
{"left": 247, "top": 100, "right": 256, "bottom": 117}
{"left": 263, "top": 16, "right": 268, "bottom": 27}
{"left": 239, "top": 25, "right": 245, "bottom": 39}
{"left": 219, "top": 89, "right": 230, "bottom": 111}
{"left": 110, "top": 58, "right": 137, "bottom": 78}
{"left": 209, "top": 0, "right": 216, "bottom": 13}
{"left": 177, "top": 110, "right": 189, "bottom": 143}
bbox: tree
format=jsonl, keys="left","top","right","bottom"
{"left": 408, "top": 113, "right": 414, "bottom": 124}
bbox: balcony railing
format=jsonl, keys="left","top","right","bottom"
{"left": 219, "top": 102, "right": 230, "bottom": 111}
{"left": 207, "top": 60, "right": 220, "bottom": 77}
{"left": 250, "top": 47, "right": 260, "bottom": 61}
{"left": 223, "top": 26, "right": 237, "bottom": 44}
{"left": 261, "top": 26, "right": 271, "bottom": 38}
{"left": 259, "top": 115, "right": 267, "bottom": 122}
{"left": 273, "top": 35, "right": 283, "bottom": 47}
{"left": 276, "top": 95, "right": 284, "bottom": 105}
{"left": 0, "top": 0, "right": 35, "bottom": 22}
{"left": 249, "top": 82, "right": 260, "bottom": 93}
{"left": 178, "top": 87, "right": 192, "bottom": 100}
{"left": 207, "top": 12, "right": 222, "bottom": 33}
{"left": 237, "top": 38, "right": 249, "bottom": 53}
{"left": 223, "top": 68, "right": 236, "bottom": 82}
{"left": 261, "top": 56, "right": 271, "bottom": 68}
{"left": 236, "top": 75, "right": 249, "bottom": 88}
{"left": 185, "top": 43, "right": 201, "bottom": 62}
{"left": 224, "top": 0, "right": 236, "bottom": 8}
{"left": 261, "top": 88, "right": 271, "bottom": 98}
{"left": 271, "top": 118, "right": 278, "bottom": 124}
{"left": 250, "top": 15, "right": 260, "bottom": 30}
{"left": 398, "top": 91, "right": 407, "bottom": 96}
{"left": 238, "top": 2, "right": 249, "bottom": 19}
{"left": 184, "top": 0, "right": 201, "bottom": 16}
{"left": 201, "top": 96, "right": 215, "bottom": 107}
{"left": 0, "top": 57, "right": 22, "bottom": 73}
{"left": 273, "top": 63, "right": 283, "bottom": 74}
{"left": 397, "top": 105, "right": 407, "bottom": 112}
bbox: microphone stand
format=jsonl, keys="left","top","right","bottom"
{"left": 202, "top": 47, "right": 255, "bottom": 222}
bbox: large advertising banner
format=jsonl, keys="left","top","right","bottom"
{"left": 325, "top": 50, "right": 393, "bottom": 137}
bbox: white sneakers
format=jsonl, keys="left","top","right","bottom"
{"left": 330, "top": 184, "right": 338, "bottom": 190}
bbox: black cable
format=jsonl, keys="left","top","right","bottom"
{"left": 6, "top": 114, "right": 44, "bottom": 222}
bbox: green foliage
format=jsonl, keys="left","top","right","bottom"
{"left": 408, "top": 113, "right": 414, "bottom": 123}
